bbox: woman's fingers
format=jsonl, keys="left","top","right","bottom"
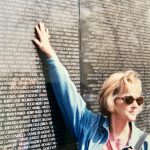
{"left": 46, "top": 28, "right": 50, "bottom": 38}
{"left": 35, "top": 22, "right": 50, "bottom": 40}
{"left": 33, "top": 22, "right": 55, "bottom": 58}
{"left": 39, "top": 22, "right": 46, "bottom": 34}
{"left": 35, "top": 25, "right": 42, "bottom": 41}
{"left": 32, "top": 39, "right": 42, "bottom": 49}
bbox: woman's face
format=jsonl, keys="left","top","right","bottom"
{"left": 114, "top": 91, "right": 143, "bottom": 122}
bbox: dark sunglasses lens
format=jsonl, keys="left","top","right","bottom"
{"left": 124, "top": 96, "right": 134, "bottom": 104}
{"left": 136, "top": 97, "right": 144, "bottom": 105}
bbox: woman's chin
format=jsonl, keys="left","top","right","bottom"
{"left": 128, "top": 114, "right": 137, "bottom": 121}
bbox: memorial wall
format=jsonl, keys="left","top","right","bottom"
{"left": 0, "top": 0, "right": 150, "bottom": 149}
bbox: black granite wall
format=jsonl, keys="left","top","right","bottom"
{"left": 80, "top": 0, "right": 150, "bottom": 132}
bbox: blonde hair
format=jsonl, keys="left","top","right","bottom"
{"left": 99, "top": 70, "right": 142, "bottom": 116}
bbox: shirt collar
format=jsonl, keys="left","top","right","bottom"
{"left": 128, "top": 122, "right": 142, "bottom": 149}
{"left": 102, "top": 119, "right": 142, "bottom": 149}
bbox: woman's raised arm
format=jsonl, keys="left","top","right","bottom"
{"left": 33, "top": 22, "right": 96, "bottom": 140}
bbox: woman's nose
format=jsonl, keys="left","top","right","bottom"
{"left": 131, "top": 100, "right": 139, "bottom": 107}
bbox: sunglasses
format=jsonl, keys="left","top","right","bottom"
{"left": 115, "top": 96, "right": 144, "bottom": 106}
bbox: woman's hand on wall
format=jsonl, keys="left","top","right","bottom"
{"left": 33, "top": 22, "right": 56, "bottom": 58}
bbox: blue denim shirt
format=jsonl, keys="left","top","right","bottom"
{"left": 47, "top": 56, "right": 150, "bottom": 150}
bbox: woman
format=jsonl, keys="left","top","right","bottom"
{"left": 33, "top": 22, "right": 150, "bottom": 150}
